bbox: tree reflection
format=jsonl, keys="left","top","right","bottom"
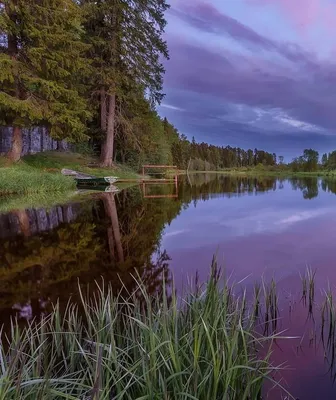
{"left": 0, "top": 174, "right": 335, "bottom": 323}
{"left": 320, "top": 178, "right": 336, "bottom": 196}
{"left": 289, "top": 177, "right": 319, "bottom": 199}
{"left": 100, "top": 193, "right": 124, "bottom": 263}
{"left": 0, "top": 188, "right": 180, "bottom": 322}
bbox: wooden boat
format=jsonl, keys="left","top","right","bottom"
{"left": 61, "top": 169, "right": 118, "bottom": 186}
{"left": 75, "top": 176, "right": 118, "bottom": 186}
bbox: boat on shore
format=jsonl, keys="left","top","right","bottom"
{"left": 61, "top": 169, "right": 118, "bottom": 186}
{"left": 75, "top": 176, "right": 118, "bottom": 186}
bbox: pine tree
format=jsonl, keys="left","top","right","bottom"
{"left": 81, "top": 0, "right": 169, "bottom": 167}
{"left": 0, "top": 0, "right": 90, "bottom": 161}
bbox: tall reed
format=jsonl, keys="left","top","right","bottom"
{"left": 0, "top": 268, "right": 286, "bottom": 399}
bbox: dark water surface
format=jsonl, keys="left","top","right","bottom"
{"left": 2, "top": 174, "right": 336, "bottom": 398}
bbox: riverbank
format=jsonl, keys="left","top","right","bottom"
{"left": 0, "top": 268, "right": 282, "bottom": 399}
{"left": 0, "top": 152, "right": 141, "bottom": 195}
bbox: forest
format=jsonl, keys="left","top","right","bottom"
{"left": 0, "top": 0, "right": 280, "bottom": 172}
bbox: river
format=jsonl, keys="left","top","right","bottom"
{"left": 1, "top": 173, "right": 336, "bottom": 398}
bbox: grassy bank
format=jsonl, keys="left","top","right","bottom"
{"left": 0, "top": 269, "right": 283, "bottom": 399}
{"left": 0, "top": 164, "right": 76, "bottom": 195}
{"left": 23, "top": 152, "right": 141, "bottom": 179}
{"left": 0, "top": 152, "right": 141, "bottom": 196}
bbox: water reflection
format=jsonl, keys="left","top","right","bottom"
{"left": 0, "top": 188, "right": 181, "bottom": 324}
{"left": 2, "top": 174, "right": 336, "bottom": 320}
{"left": 3, "top": 175, "right": 336, "bottom": 397}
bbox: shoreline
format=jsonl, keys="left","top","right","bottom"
{"left": 178, "top": 169, "right": 336, "bottom": 178}
{"left": 2, "top": 152, "right": 336, "bottom": 198}
{"left": 0, "top": 152, "right": 141, "bottom": 196}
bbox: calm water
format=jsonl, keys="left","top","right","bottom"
{"left": 2, "top": 174, "right": 336, "bottom": 398}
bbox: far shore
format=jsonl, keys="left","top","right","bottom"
{"left": 178, "top": 168, "right": 336, "bottom": 177}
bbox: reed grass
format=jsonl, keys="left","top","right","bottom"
{"left": 300, "top": 267, "right": 316, "bottom": 314}
{"left": 0, "top": 268, "right": 287, "bottom": 400}
{"left": 262, "top": 279, "right": 278, "bottom": 334}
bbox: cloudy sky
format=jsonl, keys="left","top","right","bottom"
{"left": 158, "top": 0, "right": 336, "bottom": 161}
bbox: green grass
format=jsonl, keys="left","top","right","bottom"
{"left": 0, "top": 165, "right": 76, "bottom": 196}
{"left": 0, "top": 266, "right": 287, "bottom": 400}
{"left": 23, "top": 152, "right": 141, "bottom": 179}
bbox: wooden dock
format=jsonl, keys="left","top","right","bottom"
{"left": 118, "top": 165, "right": 178, "bottom": 184}
{"left": 117, "top": 165, "right": 179, "bottom": 198}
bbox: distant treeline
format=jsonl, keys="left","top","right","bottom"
{"left": 170, "top": 131, "right": 277, "bottom": 170}
{"left": 283, "top": 149, "right": 336, "bottom": 172}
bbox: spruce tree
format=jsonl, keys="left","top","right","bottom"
{"left": 81, "top": 0, "right": 169, "bottom": 167}
{"left": 0, "top": 0, "right": 90, "bottom": 161}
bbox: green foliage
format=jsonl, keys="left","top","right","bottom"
{"left": 81, "top": 0, "right": 169, "bottom": 103}
{"left": 321, "top": 151, "right": 336, "bottom": 171}
{"left": 303, "top": 148, "right": 319, "bottom": 171}
{"left": 115, "top": 99, "right": 173, "bottom": 170}
{"left": 74, "top": 140, "right": 97, "bottom": 157}
{"left": 0, "top": 0, "right": 91, "bottom": 141}
{"left": 289, "top": 149, "right": 320, "bottom": 172}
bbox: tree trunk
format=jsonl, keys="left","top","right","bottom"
{"left": 100, "top": 93, "right": 116, "bottom": 167}
{"left": 7, "top": 126, "right": 23, "bottom": 162}
{"left": 15, "top": 209, "right": 31, "bottom": 237}
{"left": 6, "top": 3, "right": 22, "bottom": 162}
{"left": 107, "top": 227, "right": 115, "bottom": 259}
{"left": 101, "top": 193, "right": 124, "bottom": 263}
{"left": 121, "top": 150, "right": 126, "bottom": 164}
{"left": 109, "top": 194, "right": 124, "bottom": 263}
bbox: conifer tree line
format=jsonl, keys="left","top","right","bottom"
{"left": 0, "top": 0, "right": 277, "bottom": 170}
{"left": 321, "top": 151, "right": 336, "bottom": 171}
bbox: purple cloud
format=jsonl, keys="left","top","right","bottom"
{"left": 169, "top": 1, "right": 318, "bottom": 68}
{"left": 161, "top": 0, "right": 336, "bottom": 157}
{"left": 246, "top": 0, "right": 336, "bottom": 35}
{"left": 170, "top": 3, "right": 275, "bottom": 51}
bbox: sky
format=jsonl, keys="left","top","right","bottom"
{"left": 158, "top": 0, "right": 336, "bottom": 161}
